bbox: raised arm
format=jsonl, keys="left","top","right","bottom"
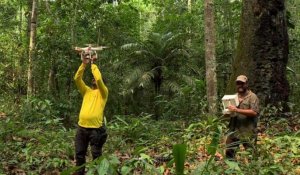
{"left": 74, "top": 63, "right": 90, "bottom": 96}
{"left": 91, "top": 64, "right": 108, "bottom": 100}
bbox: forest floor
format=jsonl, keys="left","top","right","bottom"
{"left": 0, "top": 113, "right": 300, "bottom": 175}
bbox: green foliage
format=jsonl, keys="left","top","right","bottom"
{"left": 120, "top": 31, "right": 205, "bottom": 117}
{"left": 121, "top": 32, "right": 190, "bottom": 94}
{"left": 1, "top": 112, "right": 300, "bottom": 174}
{"left": 121, "top": 153, "right": 163, "bottom": 175}
{"left": 108, "top": 114, "right": 156, "bottom": 147}
{"left": 84, "top": 155, "right": 121, "bottom": 175}
{"left": 0, "top": 115, "right": 73, "bottom": 174}
{"left": 173, "top": 144, "right": 187, "bottom": 175}
{"left": 286, "top": 0, "right": 300, "bottom": 111}
{"left": 156, "top": 79, "right": 207, "bottom": 119}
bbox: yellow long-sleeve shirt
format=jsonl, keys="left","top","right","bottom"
{"left": 74, "top": 63, "right": 109, "bottom": 128}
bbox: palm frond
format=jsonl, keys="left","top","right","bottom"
{"left": 121, "top": 43, "right": 141, "bottom": 50}
{"left": 164, "top": 80, "right": 181, "bottom": 94}
{"left": 176, "top": 49, "right": 190, "bottom": 58}
{"left": 125, "top": 67, "right": 145, "bottom": 85}
{"left": 123, "top": 65, "right": 154, "bottom": 93}
{"left": 133, "top": 49, "right": 156, "bottom": 59}
{"left": 164, "top": 33, "right": 181, "bottom": 44}
{"left": 182, "top": 75, "right": 196, "bottom": 87}
{"left": 138, "top": 71, "right": 154, "bottom": 88}
{"left": 163, "top": 33, "right": 184, "bottom": 50}
{"left": 162, "top": 32, "right": 173, "bottom": 41}
{"left": 150, "top": 32, "right": 162, "bottom": 41}
{"left": 188, "top": 64, "right": 204, "bottom": 77}
{"left": 164, "top": 48, "right": 189, "bottom": 62}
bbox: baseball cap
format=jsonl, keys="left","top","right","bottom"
{"left": 236, "top": 75, "right": 248, "bottom": 83}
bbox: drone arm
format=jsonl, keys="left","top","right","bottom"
{"left": 74, "top": 63, "right": 89, "bottom": 96}
{"left": 91, "top": 64, "right": 108, "bottom": 100}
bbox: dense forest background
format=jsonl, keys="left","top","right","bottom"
{"left": 0, "top": 0, "right": 299, "bottom": 174}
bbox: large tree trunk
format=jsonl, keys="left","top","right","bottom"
{"left": 204, "top": 0, "right": 217, "bottom": 114}
{"left": 227, "top": 0, "right": 290, "bottom": 110}
{"left": 27, "top": 0, "right": 38, "bottom": 98}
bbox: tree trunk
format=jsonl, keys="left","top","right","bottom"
{"left": 17, "top": 2, "right": 25, "bottom": 97}
{"left": 153, "top": 69, "right": 162, "bottom": 120}
{"left": 204, "top": 0, "right": 217, "bottom": 114}
{"left": 27, "top": 0, "right": 37, "bottom": 98}
{"left": 27, "top": 0, "right": 32, "bottom": 39}
{"left": 188, "top": 0, "right": 191, "bottom": 12}
{"left": 48, "top": 62, "right": 60, "bottom": 98}
{"left": 226, "top": 0, "right": 290, "bottom": 110}
{"left": 186, "top": 0, "right": 192, "bottom": 46}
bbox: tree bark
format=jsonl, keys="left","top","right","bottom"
{"left": 27, "top": 0, "right": 37, "bottom": 98}
{"left": 186, "top": 0, "right": 192, "bottom": 46}
{"left": 204, "top": 0, "right": 217, "bottom": 114}
{"left": 154, "top": 67, "right": 162, "bottom": 120}
{"left": 48, "top": 62, "right": 60, "bottom": 98}
{"left": 17, "top": 2, "right": 25, "bottom": 96}
{"left": 227, "top": 0, "right": 290, "bottom": 110}
{"left": 188, "top": 0, "right": 191, "bottom": 12}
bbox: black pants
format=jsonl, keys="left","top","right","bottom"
{"left": 75, "top": 125, "right": 107, "bottom": 175}
{"left": 226, "top": 117, "right": 258, "bottom": 159}
{"left": 225, "top": 132, "right": 256, "bottom": 159}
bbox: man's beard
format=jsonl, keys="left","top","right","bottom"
{"left": 237, "top": 87, "right": 247, "bottom": 94}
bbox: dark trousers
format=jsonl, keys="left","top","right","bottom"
{"left": 225, "top": 132, "right": 256, "bottom": 159}
{"left": 75, "top": 126, "right": 107, "bottom": 175}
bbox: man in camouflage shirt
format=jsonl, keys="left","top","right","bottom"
{"left": 225, "top": 75, "right": 259, "bottom": 159}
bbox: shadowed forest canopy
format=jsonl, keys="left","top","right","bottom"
{"left": 0, "top": 0, "right": 300, "bottom": 174}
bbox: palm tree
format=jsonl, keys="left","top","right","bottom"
{"left": 121, "top": 32, "right": 193, "bottom": 118}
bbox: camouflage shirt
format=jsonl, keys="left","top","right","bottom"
{"left": 229, "top": 90, "right": 259, "bottom": 137}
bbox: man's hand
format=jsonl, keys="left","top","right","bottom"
{"left": 91, "top": 55, "right": 97, "bottom": 64}
{"left": 227, "top": 105, "right": 238, "bottom": 112}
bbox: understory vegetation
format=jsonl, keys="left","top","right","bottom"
{"left": 1, "top": 101, "right": 299, "bottom": 174}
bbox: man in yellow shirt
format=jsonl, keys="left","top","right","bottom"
{"left": 74, "top": 53, "right": 109, "bottom": 175}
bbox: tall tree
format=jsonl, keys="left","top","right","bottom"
{"left": 227, "top": 0, "right": 290, "bottom": 109}
{"left": 204, "top": 0, "right": 217, "bottom": 114}
{"left": 27, "top": 0, "right": 38, "bottom": 98}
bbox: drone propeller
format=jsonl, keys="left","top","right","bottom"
{"left": 84, "top": 44, "right": 96, "bottom": 47}
{"left": 91, "top": 46, "right": 109, "bottom": 51}
{"left": 74, "top": 47, "right": 83, "bottom": 52}
{"left": 74, "top": 45, "right": 108, "bottom": 52}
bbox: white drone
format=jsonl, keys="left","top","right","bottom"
{"left": 74, "top": 44, "right": 108, "bottom": 62}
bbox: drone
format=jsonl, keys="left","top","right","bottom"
{"left": 74, "top": 44, "right": 108, "bottom": 62}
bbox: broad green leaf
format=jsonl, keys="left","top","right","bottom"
{"left": 173, "top": 144, "right": 187, "bottom": 175}
{"left": 97, "top": 158, "right": 110, "bottom": 175}
{"left": 140, "top": 153, "right": 151, "bottom": 160}
{"left": 207, "top": 126, "right": 221, "bottom": 155}
{"left": 225, "top": 160, "right": 241, "bottom": 171}
{"left": 121, "top": 166, "right": 133, "bottom": 175}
